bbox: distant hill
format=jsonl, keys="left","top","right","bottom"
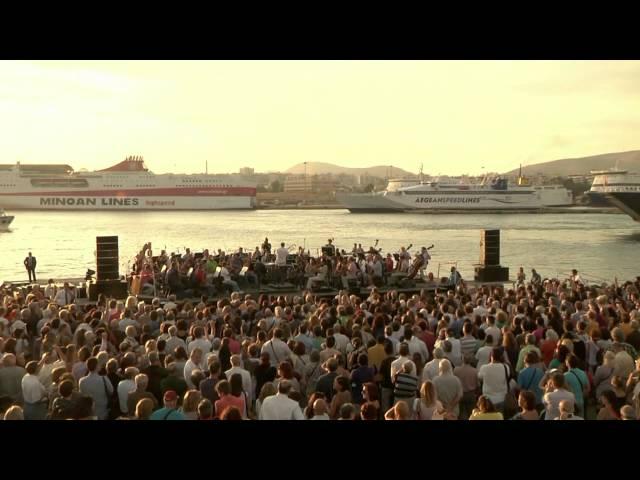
{"left": 285, "top": 162, "right": 415, "bottom": 178}
{"left": 503, "top": 150, "right": 640, "bottom": 177}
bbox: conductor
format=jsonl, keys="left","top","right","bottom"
{"left": 24, "top": 251, "right": 37, "bottom": 283}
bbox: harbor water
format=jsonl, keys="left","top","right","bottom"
{"left": 1, "top": 210, "right": 639, "bottom": 284}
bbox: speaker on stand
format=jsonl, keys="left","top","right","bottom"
{"left": 89, "top": 236, "right": 128, "bottom": 300}
{"left": 474, "top": 229, "right": 509, "bottom": 282}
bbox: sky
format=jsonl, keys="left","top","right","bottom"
{"left": 1, "top": 60, "right": 639, "bottom": 176}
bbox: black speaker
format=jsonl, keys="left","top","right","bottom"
{"left": 96, "top": 236, "right": 119, "bottom": 281}
{"left": 88, "top": 280, "right": 128, "bottom": 301}
{"left": 480, "top": 229, "right": 500, "bottom": 266}
{"left": 474, "top": 265, "right": 509, "bottom": 282}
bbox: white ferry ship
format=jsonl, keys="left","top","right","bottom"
{"left": 336, "top": 173, "right": 572, "bottom": 213}
{"left": 589, "top": 169, "right": 640, "bottom": 221}
{"left": 0, "top": 209, "right": 14, "bottom": 230}
{"left": 0, "top": 156, "right": 257, "bottom": 210}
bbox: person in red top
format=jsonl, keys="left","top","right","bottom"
{"left": 417, "top": 320, "right": 436, "bottom": 357}
{"left": 540, "top": 330, "right": 559, "bottom": 366}
{"left": 214, "top": 379, "right": 245, "bottom": 419}
{"left": 140, "top": 264, "right": 155, "bottom": 288}
{"left": 223, "top": 328, "right": 242, "bottom": 355}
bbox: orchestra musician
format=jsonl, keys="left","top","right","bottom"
{"left": 407, "top": 245, "right": 434, "bottom": 280}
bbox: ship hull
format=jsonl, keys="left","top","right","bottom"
{"left": 0, "top": 194, "right": 255, "bottom": 211}
{"left": 336, "top": 190, "right": 562, "bottom": 212}
{"left": 603, "top": 192, "right": 640, "bottom": 222}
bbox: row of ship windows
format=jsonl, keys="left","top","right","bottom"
{"left": 177, "top": 184, "right": 233, "bottom": 188}
{"left": 0, "top": 184, "right": 16, "bottom": 187}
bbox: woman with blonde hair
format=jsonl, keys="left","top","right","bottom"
{"left": 256, "top": 382, "right": 277, "bottom": 419}
{"left": 135, "top": 398, "right": 154, "bottom": 420}
{"left": 180, "top": 390, "right": 202, "bottom": 420}
{"left": 593, "top": 351, "right": 616, "bottom": 398}
{"left": 413, "top": 380, "right": 444, "bottom": 420}
{"left": 4, "top": 405, "right": 24, "bottom": 420}
{"left": 125, "top": 296, "right": 138, "bottom": 312}
{"left": 384, "top": 401, "right": 411, "bottom": 420}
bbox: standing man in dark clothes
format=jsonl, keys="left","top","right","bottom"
{"left": 24, "top": 252, "right": 37, "bottom": 283}
{"left": 199, "top": 361, "right": 227, "bottom": 404}
{"left": 315, "top": 357, "right": 339, "bottom": 402}
{"left": 143, "top": 352, "right": 168, "bottom": 404}
{"left": 253, "top": 352, "right": 277, "bottom": 399}
{"left": 379, "top": 340, "right": 397, "bottom": 414}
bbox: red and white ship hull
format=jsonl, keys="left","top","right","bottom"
{"left": 0, "top": 157, "right": 257, "bottom": 211}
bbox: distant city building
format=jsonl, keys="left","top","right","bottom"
{"left": 284, "top": 174, "right": 338, "bottom": 193}
{"left": 239, "top": 167, "right": 255, "bottom": 175}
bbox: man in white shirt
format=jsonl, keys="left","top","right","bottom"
{"left": 422, "top": 348, "right": 444, "bottom": 385}
{"left": 184, "top": 348, "right": 206, "bottom": 389}
{"left": 219, "top": 263, "right": 240, "bottom": 292}
{"left": 310, "top": 398, "right": 330, "bottom": 420}
{"left": 165, "top": 326, "right": 187, "bottom": 355}
{"left": 53, "top": 282, "right": 75, "bottom": 307}
{"left": 225, "top": 354, "right": 253, "bottom": 406}
{"left": 163, "top": 295, "right": 178, "bottom": 312}
{"left": 332, "top": 325, "right": 350, "bottom": 354}
{"left": 444, "top": 329, "right": 462, "bottom": 365}
{"left": 258, "top": 380, "right": 304, "bottom": 420}
{"left": 188, "top": 326, "right": 212, "bottom": 355}
{"left": 555, "top": 399, "right": 583, "bottom": 420}
{"left": 484, "top": 316, "right": 501, "bottom": 347}
{"left": 384, "top": 326, "right": 400, "bottom": 352}
{"left": 261, "top": 329, "right": 292, "bottom": 367}
{"left": 473, "top": 299, "right": 487, "bottom": 319}
{"left": 117, "top": 367, "right": 139, "bottom": 415}
{"left": 477, "top": 348, "right": 510, "bottom": 410}
{"left": 402, "top": 327, "right": 429, "bottom": 363}
{"left": 275, "top": 242, "right": 289, "bottom": 266}
{"left": 0, "top": 307, "right": 9, "bottom": 332}
{"left": 22, "top": 361, "right": 48, "bottom": 420}
{"left": 390, "top": 343, "right": 417, "bottom": 380}
{"left": 44, "top": 280, "right": 57, "bottom": 299}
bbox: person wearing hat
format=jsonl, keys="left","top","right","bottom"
{"left": 150, "top": 390, "right": 186, "bottom": 420}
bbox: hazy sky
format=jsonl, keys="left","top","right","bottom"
{"left": 1, "top": 60, "right": 639, "bottom": 176}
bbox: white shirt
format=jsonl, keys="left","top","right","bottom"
{"left": 475, "top": 345, "right": 493, "bottom": 371}
{"left": 219, "top": 267, "right": 231, "bottom": 282}
{"left": 54, "top": 288, "right": 75, "bottom": 306}
{"left": 311, "top": 413, "right": 330, "bottom": 420}
{"left": 445, "top": 337, "right": 462, "bottom": 365}
{"left": 225, "top": 366, "right": 253, "bottom": 404}
{"left": 333, "top": 333, "right": 350, "bottom": 354}
{"left": 10, "top": 319, "right": 27, "bottom": 334}
{"left": 22, "top": 373, "right": 47, "bottom": 404}
{"left": 258, "top": 392, "right": 304, "bottom": 420}
{"left": 275, "top": 247, "right": 289, "bottom": 266}
{"left": 485, "top": 326, "right": 501, "bottom": 346}
{"left": 117, "top": 379, "right": 136, "bottom": 414}
{"left": 44, "top": 284, "right": 57, "bottom": 299}
{"left": 0, "top": 316, "right": 9, "bottom": 331}
{"left": 184, "top": 359, "right": 205, "bottom": 389}
{"left": 165, "top": 336, "right": 187, "bottom": 356}
{"left": 422, "top": 358, "right": 441, "bottom": 384}
{"left": 407, "top": 336, "right": 430, "bottom": 363}
{"left": 391, "top": 356, "right": 417, "bottom": 380}
{"left": 478, "top": 362, "right": 510, "bottom": 405}
{"left": 261, "top": 338, "right": 292, "bottom": 367}
{"left": 188, "top": 338, "right": 212, "bottom": 355}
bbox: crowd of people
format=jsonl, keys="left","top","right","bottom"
{"left": 1, "top": 263, "right": 639, "bottom": 421}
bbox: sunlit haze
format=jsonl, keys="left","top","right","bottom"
{"left": 1, "top": 60, "right": 639, "bottom": 176}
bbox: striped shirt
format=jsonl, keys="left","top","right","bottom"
{"left": 394, "top": 372, "right": 419, "bottom": 399}
{"left": 460, "top": 335, "right": 478, "bottom": 358}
